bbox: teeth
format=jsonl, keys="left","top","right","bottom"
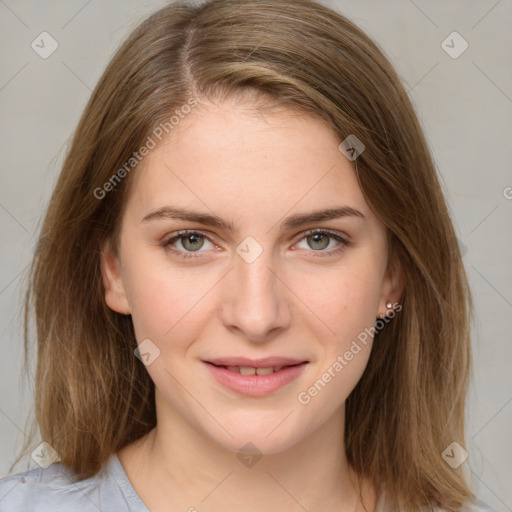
{"left": 225, "top": 366, "right": 284, "bottom": 375}
{"left": 255, "top": 367, "right": 274, "bottom": 376}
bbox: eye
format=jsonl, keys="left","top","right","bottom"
{"left": 162, "top": 228, "right": 349, "bottom": 260}
{"left": 294, "top": 229, "right": 349, "bottom": 256}
{"left": 163, "top": 230, "right": 216, "bottom": 259}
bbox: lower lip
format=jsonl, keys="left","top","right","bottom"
{"left": 203, "top": 362, "right": 308, "bottom": 397}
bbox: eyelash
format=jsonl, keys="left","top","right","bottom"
{"left": 162, "top": 229, "right": 349, "bottom": 260}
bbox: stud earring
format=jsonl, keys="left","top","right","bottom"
{"left": 377, "top": 301, "right": 394, "bottom": 319}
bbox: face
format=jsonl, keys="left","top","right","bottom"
{"left": 101, "top": 97, "right": 402, "bottom": 455}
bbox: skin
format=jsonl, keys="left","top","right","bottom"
{"left": 101, "top": 95, "right": 404, "bottom": 512}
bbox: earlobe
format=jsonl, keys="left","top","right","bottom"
{"left": 100, "top": 240, "right": 131, "bottom": 315}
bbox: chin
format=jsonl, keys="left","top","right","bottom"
{"left": 202, "top": 417, "right": 307, "bottom": 457}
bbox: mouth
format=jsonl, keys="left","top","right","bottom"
{"left": 202, "top": 359, "right": 309, "bottom": 397}
{"left": 205, "top": 362, "right": 302, "bottom": 375}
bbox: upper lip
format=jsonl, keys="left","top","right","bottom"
{"left": 202, "top": 356, "right": 308, "bottom": 368}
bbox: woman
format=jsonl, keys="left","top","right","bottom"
{"left": 0, "top": 0, "right": 496, "bottom": 511}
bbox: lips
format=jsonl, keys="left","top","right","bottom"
{"left": 202, "top": 356, "right": 309, "bottom": 397}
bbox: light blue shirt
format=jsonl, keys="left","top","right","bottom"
{"left": 0, "top": 453, "right": 499, "bottom": 512}
{"left": 0, "top": 454, "right": 148, "bottom": 512}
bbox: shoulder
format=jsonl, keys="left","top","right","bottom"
{"left": 0, "top": 463, "right": 103, "bottom": 512}
{"left": 0, "top": 456, "right": 132, "bottom": 512}
{"left": 459, "top": 499, "right": 500, "bottom": 512}
{"left": 434, "top": 498, "right": 499, "bottom": 512}
{"left": 377, "top": 486, "right": 498, "bottom": 512}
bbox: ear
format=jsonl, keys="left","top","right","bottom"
{"left": 100, "top": 239, "right": 131, "bottom": 315}
{"left": 377, "top": 249, "right": 405, "bottom": 319}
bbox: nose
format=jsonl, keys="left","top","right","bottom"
{"left": 218, "top": 247, "right": 292, "bottom": 343}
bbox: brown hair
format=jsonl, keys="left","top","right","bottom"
{"left": 19, "top": 0, "right": 474, "bottom": 510}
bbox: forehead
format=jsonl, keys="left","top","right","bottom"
{"left": 124, "top": 98, "right": 372, "bottom": 225}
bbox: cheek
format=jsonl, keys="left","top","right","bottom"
{"left": 124, "top": 252, "right": 218, "bottom": 349}
{"left": 295, "top": 259, "right": 383, "bottom": 341}
{"left": 297, "top": 268, "right": 380, "bottom": 407}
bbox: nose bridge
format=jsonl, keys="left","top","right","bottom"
{"left": 234, "top": 234, "right": 277, "bottom": 295}
{"left": 237, "top": 249, "right": 275, "bottom": 301}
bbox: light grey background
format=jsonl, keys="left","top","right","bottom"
{"left": 0, "top": 0, "right": 511, "bottom": 510}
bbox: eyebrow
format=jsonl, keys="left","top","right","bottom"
{"left": 141, "top": 206, "right": 365, "bottom": 231}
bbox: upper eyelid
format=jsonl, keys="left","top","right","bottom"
{"left": 165, "top": 229, "right": 216, "bottom": 245}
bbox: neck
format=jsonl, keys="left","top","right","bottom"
{"left": 117, "top": 397, "right": 376, "bottom": 512}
